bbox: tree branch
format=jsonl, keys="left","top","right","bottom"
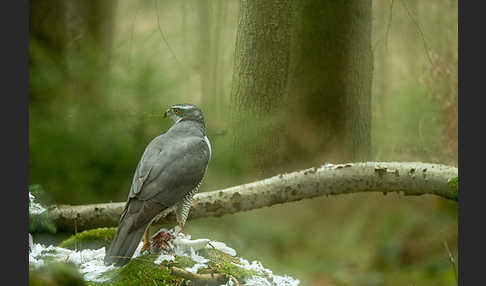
{"left": 40, "top": 162, "right": 458, "bottom": 233}
{"left": 169, "top": 266, "right": 240, "bottom": 286}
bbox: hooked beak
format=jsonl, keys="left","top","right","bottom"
{"left": 163, "top": 109, "right": 170, "bottom": 118}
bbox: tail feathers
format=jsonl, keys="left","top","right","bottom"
{"left": 104, "top": 199, "right": 166, "bottom": 266}
{"left": 104, "top": 221, "right": 148, "bottom": 266}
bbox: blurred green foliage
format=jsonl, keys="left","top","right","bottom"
{"left": 30, "top": 262, "right": 85, "bottom": 286}
{"left": 29, "top": 211, "right": 57, "bottom": 234}
{"left": 29, "top": 0, "right": 457, "bottom": 285}
{"left": 29, "top": 184, "right": 56, "bottom": 233}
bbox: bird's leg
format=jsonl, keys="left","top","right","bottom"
{"left": 141, "top": 223, "right": 152, "bottom": 253}
{"left": 177, "top": 221, "right": 184, "bottom": 234}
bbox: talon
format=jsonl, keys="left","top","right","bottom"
{"left": 141, "top": 223, "right": 152, "bottom": 253}
{"left": 141, "top": 241, "right": 152, "bottom": 253}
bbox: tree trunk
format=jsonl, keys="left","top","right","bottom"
{"left": 373, "top": 0, "right": 390, "bottom": 160}
{"left": 231, "top": 0, "right": 373, "bottom": 178}
{"left": 230, "top": 0, "right": 292, "bottom": 177}
{"left": 286, "top": 0, "right": 373, "bottom": 164}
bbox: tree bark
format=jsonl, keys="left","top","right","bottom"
{"left": 230, "top": 0, "right": 373, "bottom": 178}
{"left": 286, "top": 0, "right": 373, "bottom": 164}
{"left": 230, "top": 0, "right": 292, "bottom": 176}
{"left": 37, "top": 162, "right": 457, "bottom": 233}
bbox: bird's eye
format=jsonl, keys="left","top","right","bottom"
{"left": 173, "top": 108, "right": 180, "bottom": 115}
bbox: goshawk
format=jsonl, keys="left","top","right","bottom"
{"left": 104, "top": 103, "right": 211, "bottom": 266}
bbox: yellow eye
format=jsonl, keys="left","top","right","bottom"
{"left": 173, "top": 108, "right": 180, "bottom": 115}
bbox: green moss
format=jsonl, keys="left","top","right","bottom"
{"left": 97, "top": 254, "right": 183, "bottom": 286}
{"left": 174, "top": 255, "right": 196, "bottom": 268}
{"left": 84, "top": 248, "right": 261, "bottom": 285}
{"left": 198, "top": 248, "right": 259, "bottom": 281}
{"left": 83, "top": 252, "right": 206, "bottom": 286}
{"left": 55, "top": 232, "right": 261, "bottom": 285}
{"left": 448, "top": 176, "right": 458, "bottom": 200}
{"left": 60, "top": 228, "right": 117, "bottom": 250}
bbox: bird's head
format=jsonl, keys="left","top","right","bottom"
{"left": 164, "top": 103, "right": 205, "bottom": 124}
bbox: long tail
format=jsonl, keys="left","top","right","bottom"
{"left": 104, "top": 199, "right": 165, "bottom": 266}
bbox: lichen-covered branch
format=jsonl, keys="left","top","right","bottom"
{"left": 40, "top": 162, "right": 458, "bottom": 233}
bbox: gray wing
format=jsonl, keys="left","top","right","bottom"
{"left": 128, "top": 134, "right": 166, "bottom": 199}
{"left": 128, "top": 134, "right": 210, "bottom": 207}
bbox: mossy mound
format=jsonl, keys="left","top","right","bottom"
{"left": 89, "top": 254, "right": 183, "bottom": 286}
{"left": 85, "top": 249, "right": 259, "bottom": 286}
{"left": 60, "top": 227, "right": 117, "bottom": 250}
{"left": 33, "top": 228, "right": 298, "bottom": 286}
{"left": 199, "top": 248, "right": 259, "bottom": 281}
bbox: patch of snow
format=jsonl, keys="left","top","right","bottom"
{"left": 208, "top": 241, "right": 237, "bottom": 256}
{"left": 30, "top": 227, "right": 299, "bottom": 285}
{"left": 154, "top": 254, "right": 175, "bottom": 265}
{"left": 29, "top": 242, "right": 48, "bottom": 267}
{"left": 271, "top": 274, "right": 301, "bottom": 286}
{"left": 185, "top": 262, "right": 207, "bottom": 274}
{"left": 184, "top": 263, "right": 204, "bottom": 273}
{"left": 245, "top": 276, "right": 274, "bottom": 286}
{"left": 29, "top": 242, "right": 115, "bottom": 282}
{"left": 222, "top": 279, "right": 235, "bottom": 286}
{"left": 166, "top": 230, "right": 296, "bottom": 285}
{"left": 234, "top": 258, "right": 300, "bottom": 286}
{"left": 74, "top": 248, "right": 116, "bottom": 282}
{"left": 189, "top": 247, "right": 208, "bottom": 264}
{"left": 29, "top": 192, "right": 46, "bottom": 215}
{"left": 236, "top": 258, "right": 265, "bottom": 272}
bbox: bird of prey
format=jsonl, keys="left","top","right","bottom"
{"left": 104, "top": 104, "right": 211, "bottom": 266}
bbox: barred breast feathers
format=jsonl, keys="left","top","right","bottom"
{"left": 175, "top": 183, "right": 201, "bottom": 227}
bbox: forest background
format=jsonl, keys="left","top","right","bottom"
{"left": 29, "top": 0, "right": 458, "bottom": 285}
